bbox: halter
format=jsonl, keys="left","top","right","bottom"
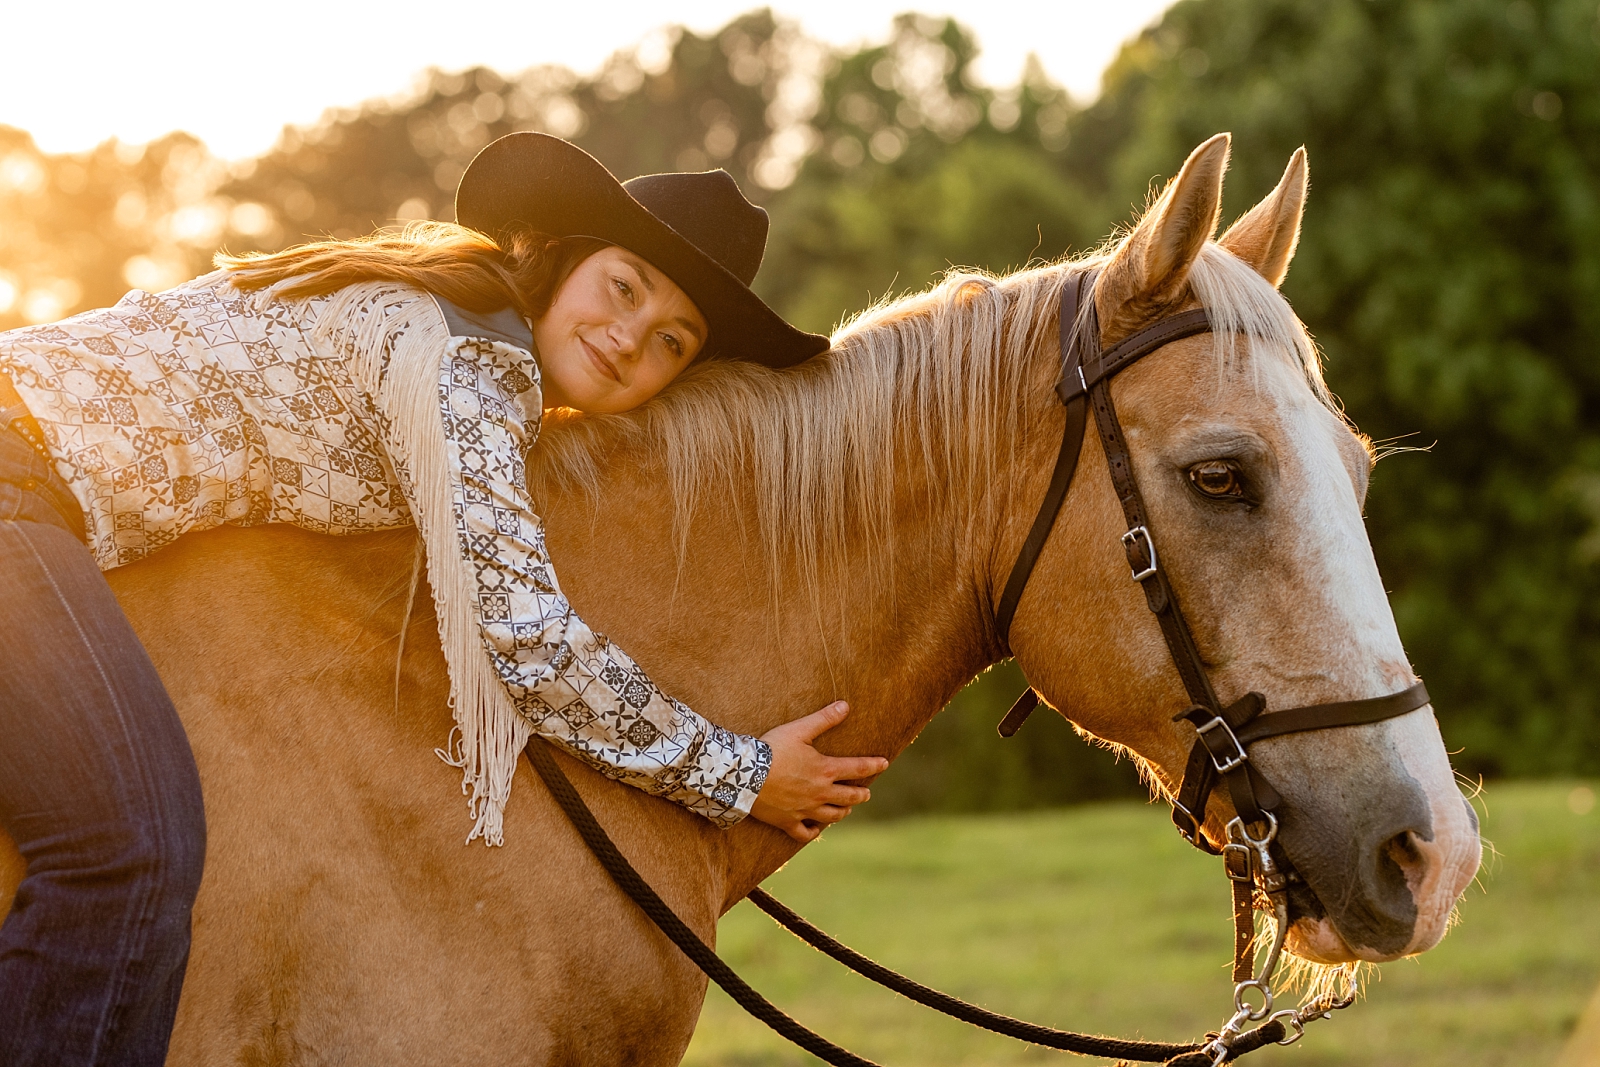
{"left": 992, "top": 266, "right": 1430, "bottom": 1056}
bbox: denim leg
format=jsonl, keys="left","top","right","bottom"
{"left": 0, "top": 519, "right": 207, "bottom": 1066}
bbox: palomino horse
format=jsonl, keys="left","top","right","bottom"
{"left": 0, "top": 134, "right": 1480, "bottom": 1063}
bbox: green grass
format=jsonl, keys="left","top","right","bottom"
{"left": 684, "top": 781, "right": 1600, "bottom": 1066}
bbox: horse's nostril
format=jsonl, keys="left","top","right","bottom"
{"left": 1384, "top": 830, "right": 1425, "bottom": 874}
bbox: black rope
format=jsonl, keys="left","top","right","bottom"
{"left": 524, "top": 738, "right": 883, "bottom": 1067}
{"left": 743, "top": 886, "right": 1196, "bottom": 1060}
{"left": 525, "top": 738, "right": 1286, "bottom": 1064}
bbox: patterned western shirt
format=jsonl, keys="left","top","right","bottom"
{"left": 0, "top": 273, "right": 770, "bottom": 826}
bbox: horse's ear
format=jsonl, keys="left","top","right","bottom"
{"left": 1098, "top": 133, "right": 1230, "bottom": 327}
{"left": 1219, "top": 147, "right": 1308, "bottom": 289}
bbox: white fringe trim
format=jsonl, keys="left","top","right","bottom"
{"left": 312, "top": 283, "right": 531, "bottom": 846}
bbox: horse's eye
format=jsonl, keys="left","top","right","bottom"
{"left": 1188, "top": 460, "right": 1244, "bottom": 499}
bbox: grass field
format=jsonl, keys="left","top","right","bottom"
{"left": 684, "top": 781, "right": 1600, "bottom": 1066}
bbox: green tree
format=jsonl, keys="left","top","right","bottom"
{"left": 760, "top": 15, "right": 1091, "bottom": 333}
{"left": 219, "top": 11, "right": 795, "bottom": 249}
{"left": 1061, "top": 0, "right": 1600, "bottom": 776}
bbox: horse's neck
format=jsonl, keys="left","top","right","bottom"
{"left": 536, "top": 433, "right": 998, "bottom": 895}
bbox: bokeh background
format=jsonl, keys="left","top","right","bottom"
{"left": 3, "top": 1, "right": 1598, "bottom": 1062}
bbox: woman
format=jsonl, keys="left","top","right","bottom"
{"left": 0, "top": 133, "right": 888, "bottom": 1067}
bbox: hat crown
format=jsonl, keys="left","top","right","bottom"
{"left": 621, "top": 171, "right": 768, "bottom": 287}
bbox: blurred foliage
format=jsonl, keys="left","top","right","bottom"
{"left": 0, "top": 130, "right": 226, "bottom": 329}
{"left": 4, "top": 0, "right": 1600, "bottom": 794}
{"left": 755, "top": 16, "right": 1089, "bottom": 333}
{"left": 862, "top": 662, "right": 1144, "bottom": 820}
{"left": 1059, "top": 0, "right": 1600, "bottom": 779}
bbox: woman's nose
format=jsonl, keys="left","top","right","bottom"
{"left": 607, "top": 320, "right": 644, "bottom": 360}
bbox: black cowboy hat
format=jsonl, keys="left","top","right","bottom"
{"left": 454, "top": 132, "right": 829, "bottom": 369}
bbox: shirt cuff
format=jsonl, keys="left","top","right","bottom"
{"left": 666, "top": 731, "right": 772, "bottom": 828}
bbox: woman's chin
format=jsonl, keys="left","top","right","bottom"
{"left": 540, "top": 372, "right": 619, "bottom": 414}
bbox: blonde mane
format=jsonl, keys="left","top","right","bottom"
{"left": 528, "top": 244, "right": 1329, "bottom": 604}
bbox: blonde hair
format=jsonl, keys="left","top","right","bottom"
{"left": 529, "top": 245, "right": 1328, "bottom": 606}
{"left": 218, "top": 221, "right": 609, "bottom": 321}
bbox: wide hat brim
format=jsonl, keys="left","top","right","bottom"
{"left": 454, "top": 133, "right": 829, "bottom": 369}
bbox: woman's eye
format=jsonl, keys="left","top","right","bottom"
{"left": 1188, "top": 460, "right": 1245, "bottom": 499}
{"left": 613, "top": 277, "right": 634, "bottom": 301}
{"left": 660, "top": 333, "right": 683, "bottom": 357}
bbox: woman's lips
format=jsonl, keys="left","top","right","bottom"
{"left": 580, "top": 338, "right": 621, "bottom": 383}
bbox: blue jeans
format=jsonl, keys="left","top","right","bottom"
{"left": 0, "top": 419, "right": 206, "bottom": 1066}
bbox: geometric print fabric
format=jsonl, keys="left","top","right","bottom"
{"left": 0, "top": 273, "right": 410, "bottom": 567}
{"left": 0, "top": 275, "right": 768, "bottom": 826}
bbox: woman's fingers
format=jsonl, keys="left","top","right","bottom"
{"left": 748, "top": 700, "right": 891, "bottom": 840}
{"left": 822, "top": 783, "right": 872, "bottom": 807}
{"left": 774, "top": 700, "right": 850, "bottom": 743}
{"left": 824, "top": 754, "right": 889, "bottom": 781}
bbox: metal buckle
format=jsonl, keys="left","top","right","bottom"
{"left": 1120, "top": 525, "right": 1158, "bottom": 581}
{"left": 1222, "top": 841, "right": 1254, "bottom": 883}
{"left": 1195, "top": 715, "right": 1248, "bottom": 774}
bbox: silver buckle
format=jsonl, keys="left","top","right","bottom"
{"left": 1195, "top": 715, "right": 1248, "bottom": 774}
{"left": 1120, "top": 525, "right": 1158, "bottom": 581}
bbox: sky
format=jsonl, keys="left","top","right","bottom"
{"left": 4, "top": 1, "right": 1175, "bottom": 160}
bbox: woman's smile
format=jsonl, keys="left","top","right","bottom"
{"left": 534, "top": 245, "right": 707, "bottom": 413}
{"left": 579, "top": 335, "right": 622, "bottom": 384}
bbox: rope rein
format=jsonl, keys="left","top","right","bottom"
{"left": 524, "top": 738, "right": 1284, "bottom": 1065}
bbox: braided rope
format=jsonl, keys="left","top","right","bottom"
{"left": 744, "top": 887, "right": 1197, "bottom": 1059}
{"left": 526, "top": 739, "right": 1286, "bottom": 1064}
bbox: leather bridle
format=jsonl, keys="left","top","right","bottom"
{"left": 991, "top": 267, "right": 1431, "bottom": 1004}
{"left": 522, "top": 265, "right": 1421, "bottom": 1066}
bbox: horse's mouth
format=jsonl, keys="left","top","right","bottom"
{"left": 1281, "top": 872, "right": 1410, "bottom": 964}
{"left": 1282, "top": 877, "right": 1360, "bottom": 963}
{"left": 1285, "top": 875, "right": 1325, "bottom": 926}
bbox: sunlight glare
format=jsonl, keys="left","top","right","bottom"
{"left": 121, "top": 256, "right": 187, "bottom": 294}
{"left": 2, "top": 1, "right": 1176, "bottom": 160}
{"left": 21, "top": 280, "right": 81, "bottom": 325}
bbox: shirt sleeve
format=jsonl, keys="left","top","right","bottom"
{"left": 433, "top": 334, "right": 770, "bottom": 826}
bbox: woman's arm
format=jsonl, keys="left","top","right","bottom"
{"left": 432, "top": 334, "right": 774, "bottom": 825}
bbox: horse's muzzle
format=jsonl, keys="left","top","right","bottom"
{"left": 1267, "top": 735, "right": 1482, "bottom": 964}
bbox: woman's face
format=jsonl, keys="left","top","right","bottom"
{"left": 533, "top": 246, "right": 708, "bottom": 413}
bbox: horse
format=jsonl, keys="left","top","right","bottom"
{"left": 0, "top": 133, "right": 1481, "bottom": 1064}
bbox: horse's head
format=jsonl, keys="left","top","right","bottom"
{"left": 1007, "top": 134, "right": 1481, "bottom": 964}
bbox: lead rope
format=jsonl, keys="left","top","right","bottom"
{"left": 525, "top": 737, "right": 1298, "bottom": 1064}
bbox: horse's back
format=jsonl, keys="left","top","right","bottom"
{"left": 2, "top": 524, "right": 718, "bottom": 1065}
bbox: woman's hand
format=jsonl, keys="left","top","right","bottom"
{"left": 749, "top": 701, "right": 889, "bottom": 842}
